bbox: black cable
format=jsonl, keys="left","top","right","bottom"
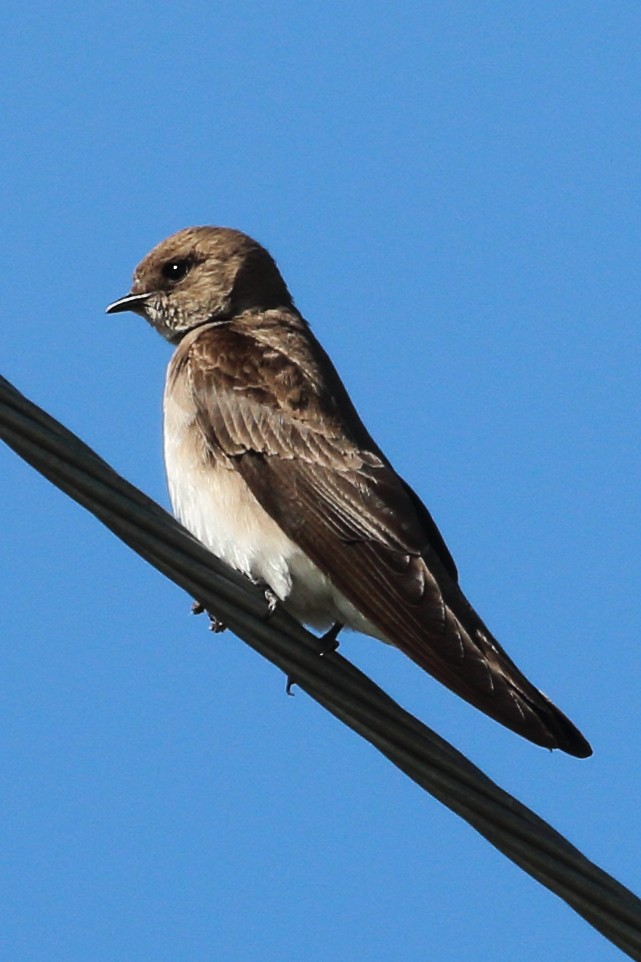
{"left": 1, "top": 372, "right": 639, "bottom": 960}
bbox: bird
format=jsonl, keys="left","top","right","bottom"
{"left": 106, "top": 226, "right": 592, "bottom": 758}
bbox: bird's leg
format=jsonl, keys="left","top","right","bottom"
{"left": 199, "top": 581, "right": 279, "bottom": 632}
{"left": 263, "top": 586, "right": 279, "bottom": 616}
{"left": 207, "top": 614, "right": 227, "bottom": 633}
{"left": 319, "top": 621, "right": 343, "bottom": 655}
{"left": 191, "top": 601, "right": 227, "bottom": 633}
{"left": 285, "top": 623, "right": 343, "bottom": 696}
{"left": 246, "top": 578, "right": 280, "bottom": 618}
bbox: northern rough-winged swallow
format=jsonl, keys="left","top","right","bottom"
{"left": 107, "top": 226, "right": 591, "bottom": 757}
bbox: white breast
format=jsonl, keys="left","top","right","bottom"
{"left": 163, "top": 362, "right": 385, "bottom": 641}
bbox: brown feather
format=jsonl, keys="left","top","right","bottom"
{"left": 187, "top": 318, "right": 591, "bottom": 757}
{"left": 108, "top": 225, "right": 591, "bottom": 757}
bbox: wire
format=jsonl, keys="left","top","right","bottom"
{"left": 1, "top": 371, "right": 640, "bottom": 960}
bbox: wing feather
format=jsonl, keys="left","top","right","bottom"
{"left": 185, "top": 321, "right": 591, "bottom": 756}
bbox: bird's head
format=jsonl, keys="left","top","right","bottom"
{"left": 106, "top": 226, "right": 294, "bottom": 342}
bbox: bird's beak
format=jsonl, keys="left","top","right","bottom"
{"left": 105, "top": 292, "right": 151, "bottom": 315}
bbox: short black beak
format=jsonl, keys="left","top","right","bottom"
{"left": 105, "top": 292, "right": 151, "bottom": 315}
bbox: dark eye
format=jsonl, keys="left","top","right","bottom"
{"left": 161, "top": 258, "right": 193, "bottom": 283}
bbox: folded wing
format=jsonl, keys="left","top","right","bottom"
{"left": 187, "top": 322, "right": 591, "bottom": 757}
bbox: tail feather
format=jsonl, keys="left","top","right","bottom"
{"left": 431, "top": 584, "right": 593, "bottom": 757}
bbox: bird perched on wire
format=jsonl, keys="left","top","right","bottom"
{"left": 107, "top": 226, "right": 591, "bottom": 758}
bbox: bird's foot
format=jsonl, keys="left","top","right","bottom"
{"left": 284, "top": 623, "right": 343, "bottom": 697}
{"left": 208, "top": 615, "right": 227, "bottom": 633}
{"left": 264, "top": 587, "right": 279, "bottom": 616}
{"left": 191, "top": 600, "right": 227, "bottom": 633}
{"left": 319, "top": 622, "right": 343, "bottom": 656}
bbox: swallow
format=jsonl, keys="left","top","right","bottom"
{"left": 107, "top": 226, "right": 592, "bottom": 757}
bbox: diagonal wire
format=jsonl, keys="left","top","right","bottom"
{"left": 0, "top": 370, "right": 640, "bottom": 960}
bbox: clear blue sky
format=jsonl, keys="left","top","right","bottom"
{"left": 2, "top": 3, "right": 640, "bottom": 960}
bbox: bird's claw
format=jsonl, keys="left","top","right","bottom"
{"left": 284, "top": 623, "right": 342, "bottom": 697}
{"left": 264, "top": 587, "right": 279, "bottom": 616}
{"left": 191, "top": 601, "right": 227, "bottom": 633}
{"left": 319, "top": 622, "right": 343, "bottom": 655}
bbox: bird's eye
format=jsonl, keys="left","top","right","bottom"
{"left": 161, "top": 258, "right": 193, "bottom": 283}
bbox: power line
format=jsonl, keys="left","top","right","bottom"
{"left": 1, "top": 371, "right": 640, "bottom": 960}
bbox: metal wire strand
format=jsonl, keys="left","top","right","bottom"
{"left": 1, "top": 372, "right": 640, "bottom": 960}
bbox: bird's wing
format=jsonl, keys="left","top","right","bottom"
{"left": 185, "top": 324, "right": 591, "bottom": 756}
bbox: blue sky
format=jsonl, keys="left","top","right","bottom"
{"left": 2, "top": 3, "right": 640, "bottom": 959}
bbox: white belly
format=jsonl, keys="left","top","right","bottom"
{"left": 163, "top": 378, "right": 383, "bottom": 639}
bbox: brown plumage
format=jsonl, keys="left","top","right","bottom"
{"left": 106, "top": 226, "right": 592, "bottom": 758}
